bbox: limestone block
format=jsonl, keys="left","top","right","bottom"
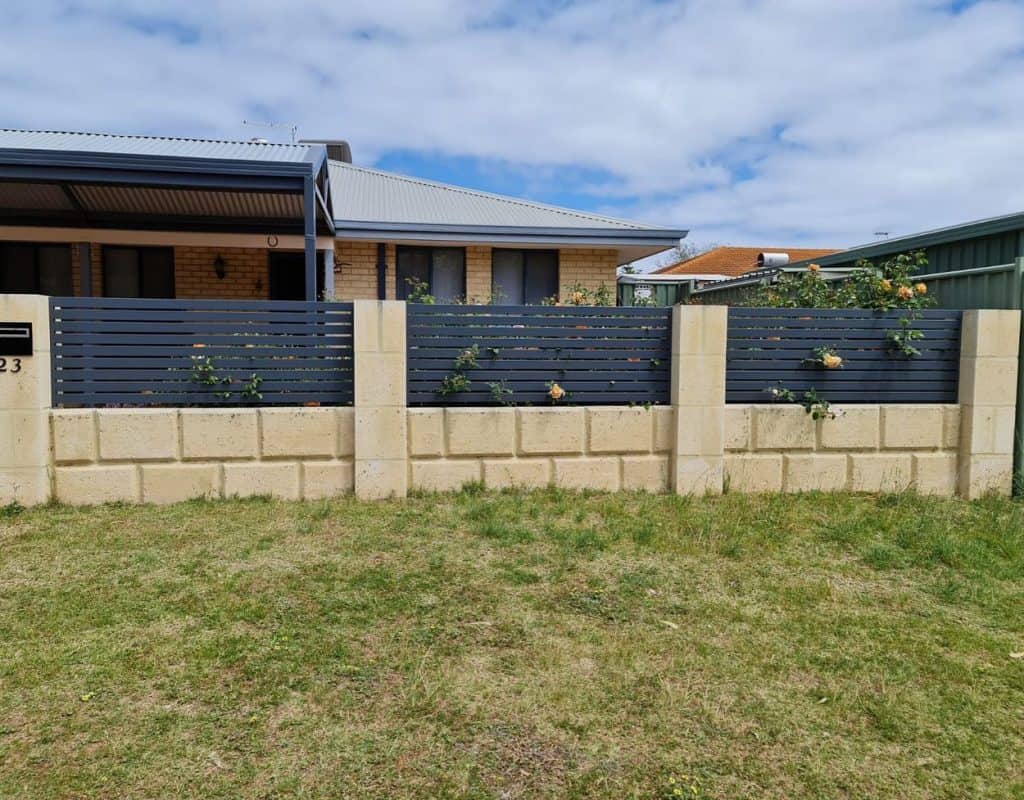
{"left": 410, "top": 459, "right": 482, "bottom": 492}
{"left": 0, "top": 467, "right": 50, "bottom": 506}
{"left": 783, "top": 454, "right": 848, "bottom": 492}
{"left": 260, "top": 407, "right": 338, "bottom": 458}
{"left": 483, "top": 458, "right": 551, "bottom": 489}
{"left": 588, "top": 407, "right": 653, "bottom": 453}
{"left": 960, "top": 309, "right": 1021, "bottom": 358}
{"left": 960, "top": 404, "right": 1015, "bottom": 455}
{"left": 819, "top": 406, "right": 879, "bottom": 451}
{"left": 881, "top": 405, "right": 944, "bottom": 450}
{"left": 724, "top": 406, "right": 751, "bottom": 451}
{"left": 337, "top": 408, "right": 355, "bottom": 457}
{"left": 673, "top": 456, "right": 723, "bottom": 496}
{"left": 674, "top": 406, "right": 724, "bottom": 456}
{"left": 942, "top": 406, "right": 961, "bottom": 450}
{"left": 223, "top": 462, "right": 301, "bottom": 500}
{"left": 958, "top": 454, "right": 1013, "bottom": 499}
{"left": 724, "top": 454, "right": 783, "bottom": 493}
{"left": 671, "top": 355, "right": 726, "bottom": 406}
{"left": 553, "top": 457, "right": 620, "bottom": 491}
{"left": 354, "top": 407, "right": 407, "bottom": 460}
{"left": 55, "top": 465, "right": 139, "bottom": 505}
{"left": 913, "top": 453, "right": 957, "bottom": 496}
{"left": 446, "top": 408, "right": 515, "bottom": 456}
{"left": 2, "top": 410, "right": 51, "bottom": 468}
{"left": 52, "top": 410, "right": 96, "bottom": 464}
{"left": 849, "top": 454, "right": 913, "bottom": 493}
{"left": 408, "top": 408, "right": 444, "bottom": 457}
{"left": 142, "top": 463, "right": 220, "bottom": 504}
{"left": 354, "top": 458, "right": 408, "bottom": 500}
{"left": 517, "top": 408, "right": 585, "bottom": 455}
{"left": 180, "top": 410, "right": 258, "bottom": 460}
{"left": 959, "top": 357, "right": 1018, "bottom": 406}
{"left": 97, "top": 409, "right": 178, "bottom": 461}
{"left": 622, "top": 455, "right": 670, "bottom": 492}
{"left": 302, "top": 461, "right": 354, "bottom": 499}
{"left": 354, "top": 352, "right": 406, "bottom": 406}
{"left": 652, "top": 406, "right": 675, "bottom": 452}
{"left": 753, "top": 406, "right": 815, "bottom": 450}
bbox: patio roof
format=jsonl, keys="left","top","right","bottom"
{"left": 0, "top": 129, "right": 333, "bottom": 235}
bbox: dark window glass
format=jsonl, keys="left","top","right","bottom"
{"left": 0, "top": 243, "right": 72, "bottom": 294}
{"left": 103, "top": 246, "right": 174, "bottom": 298}
{"left": 397, "top": 246, "right": 465, "bottom": 303}
{"left": 491, "top": 249, "right": 558, "bottom": 305}
{"left": 269, "top": 252, "right": 306, "bottom": 300}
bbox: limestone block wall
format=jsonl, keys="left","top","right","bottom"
{"left": 407, "top": 406, "right": 675, "bottom": 492}
{"left": 724, "top": 404, "right": 962, "bottom": 495}
{"left": 50, "top": 408, "right": 355, "bottom": 505}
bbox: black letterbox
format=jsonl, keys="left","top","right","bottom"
{"left": 0, "top": 322, "right": 32, "bottom": 356}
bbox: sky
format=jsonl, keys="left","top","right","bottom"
{"left": 2, "top": 0, "right": 1024, "bottom": 259}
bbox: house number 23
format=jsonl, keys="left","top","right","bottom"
{"left": 0, "top": 357, "right": 22, "bottom": 374}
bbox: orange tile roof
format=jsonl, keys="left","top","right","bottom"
{"left": 654, "top": 246, "right": 841, "bottom": 278}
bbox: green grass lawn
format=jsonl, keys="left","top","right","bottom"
{"left": 1, "top": 489, "right": 1022, "bottom": 799}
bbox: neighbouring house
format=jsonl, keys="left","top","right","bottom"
{"left": 0, "top": 130, "right": 686, "bottom": 303}
{"left": 655, "top": 245, "right": 840, "bottom": 282}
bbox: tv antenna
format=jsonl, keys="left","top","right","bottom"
{"left": 873, "top": 231, "right": 890, "bottom": 239}
{"left": 242, "top": 119, "right": 299, "bottom": 144}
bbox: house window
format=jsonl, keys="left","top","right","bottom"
{"left": 0, "top": 243, "right": 73, "bottom": 295}
{"left": 491, "top": 249, "right": 558, "bottom": 305}
{"left": 102, "top": 246, "right": 175, "bottom": 298}
{"left": 396, "top": 246, "right": 465, "bottom": 303}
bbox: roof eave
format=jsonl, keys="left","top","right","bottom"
{"left": 333, "top": 220, "right": 687, "bottom": 248}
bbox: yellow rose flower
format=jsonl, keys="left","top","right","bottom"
{"left": 570, "top": 290, "right": 585, "bottom": 305}
{"left": 880, "top": 279, "right": 892, "bottom": 292}
{"left": 548, "top": 382, "right": 565, "bottom": 401}
{"left": 897, "top": 285, "right": 914, "bottom": 300}
{"left": 807, "top": 263, "right": 820, "bottom": 273}
{"left": 914, "top": 282, "right": 927, "bottom": 295}
{"left": 823, "top": 354, "right": 843, "bottom": 369}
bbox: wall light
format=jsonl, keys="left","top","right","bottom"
{"left": 213, "top": 255, "right": 227, "bottom": 280}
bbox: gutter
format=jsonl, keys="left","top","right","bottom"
{"left": 333, "top": 220, "right": 687, "bottom": 247}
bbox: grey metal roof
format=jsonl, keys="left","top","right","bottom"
{"left": 328, "top": 160, "right": 682, "bottom": 235}
{"left": 0, "top": 129, "right": 318, "bottom": 164}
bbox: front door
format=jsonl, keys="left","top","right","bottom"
{"left": 268, "top": 252, "right": 324, "bottom": 300}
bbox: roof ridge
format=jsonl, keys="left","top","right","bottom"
{"left": 329, "top": 159, "right": 660, "bottom": 230}
{"left": 0, "top": 128, "right": 310, "bottom": 149}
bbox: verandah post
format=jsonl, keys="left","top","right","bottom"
{"left": 670, "top": 305, "right": 727, "bottom": 495}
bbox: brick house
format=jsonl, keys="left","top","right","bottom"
{"left": 0, "top": 131, "right": 684, "bottom": 303}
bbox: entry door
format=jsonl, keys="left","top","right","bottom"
{"left": 268, "top": 252, "right": 324, "bottom": 300}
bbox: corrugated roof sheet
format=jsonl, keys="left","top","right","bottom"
{"left": 0, "top": 129, "right": 317, "bottom": 164}
{"left": 655, "top": 246, "right": 841, "bottom": 277}
{"left": 71, "top": 185, "right": 302, "bottom": 218}
{"left": 328, "top": 160, "right": 670, "bottom": 231}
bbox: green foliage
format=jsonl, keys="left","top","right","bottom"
{"left": 804, "top": 345, "right": 843, "bottom": 369}
{"left": 486, "top": 378, "right": 515, "bottom": 406}
{"left": 404, "top": 276, "right": 435, "bottom": 304}
{"left": 436, "top": 372, "right": 471, "bottom": 397}
{"left": 189, "top": 355, "right": 239, "bottom": 401}
{"left": 561, "top": 281, "right": 614, "bottom": 307}
{"left": 453, "top": 344, "right": 480, "bottom": 370}
{"left": 241, "top": 373, "right": 263, "bottom": 401}
{"left": 765, "top": 382, "right": 836, "bottom": 420}
{"left": 748, "top": 251, "right": 933, "bottom": 313}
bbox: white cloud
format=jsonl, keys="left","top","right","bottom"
{"left": 1, "top": 0, "right": 1023, "bottom": 249}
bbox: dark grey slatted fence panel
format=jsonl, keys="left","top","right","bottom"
{"left": 727, "top": 307, "right": 962, "bottom": 404}
{"left": 51, "top": 297, "right": 353, "bottom": 407}
{"left": 408, "top": 304, "right": 672, "bottom": 405}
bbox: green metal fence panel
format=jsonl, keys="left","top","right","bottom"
{"left": 617, "top": 280, "right": 691, "bottom": 307}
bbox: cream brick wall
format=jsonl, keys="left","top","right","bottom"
{"left": 724, "top": 404, "right": 962, "bottom": 495}
{"left": 407, "top": 406, "right": 673, "bottom": 493}
{"left": 50, "top": 407, "right": 355, "bottom": 505}
{"left": 333, "top": 242, "right": 618, "bottom": 303}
